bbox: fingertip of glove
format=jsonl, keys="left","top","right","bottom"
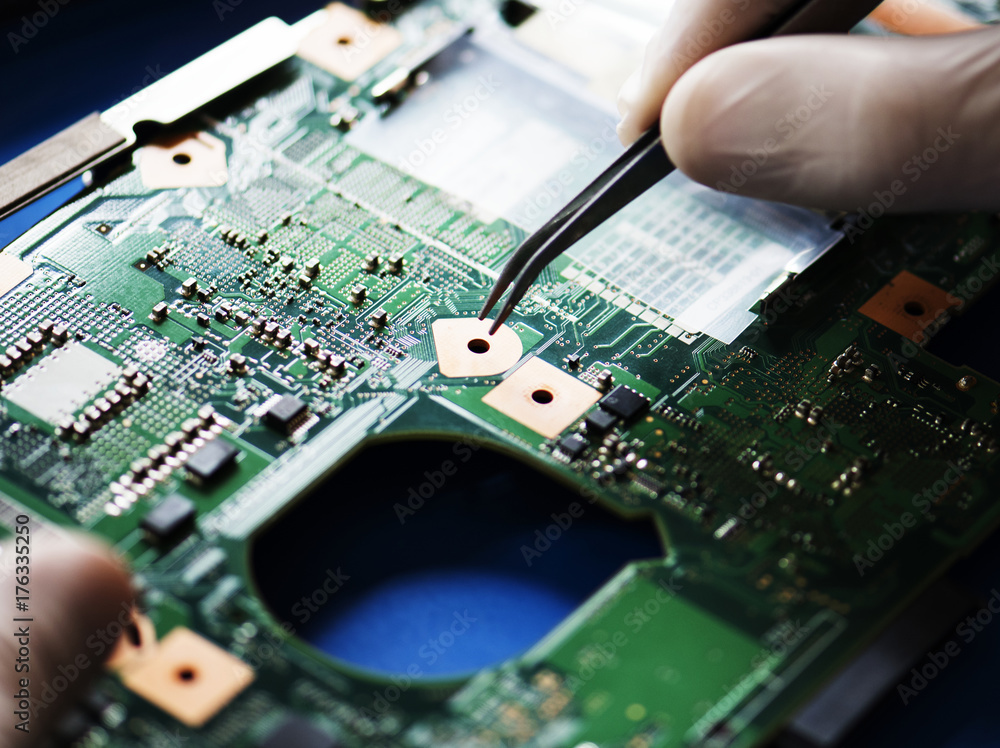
{"left": 659, "top": 51, "right": 734, "bottom": 187}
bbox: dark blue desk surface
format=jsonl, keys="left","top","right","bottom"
{"left": 3, "top": 3, "right": 1000, "bottom": 744}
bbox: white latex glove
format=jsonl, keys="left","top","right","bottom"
{"left": 0, "top": 531, "right": 132, "bottom": 746}
{"left": 617, "top": 0, "right": 1000, "bottom": 212}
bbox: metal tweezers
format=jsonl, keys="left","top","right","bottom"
{"left": 479, "top": 0, "right": 882, "bottom": 334}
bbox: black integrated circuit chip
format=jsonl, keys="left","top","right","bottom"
{"left": 599, "top": 385, "right": 650, "bottom": 420}
{"left": 140, "top": 494, "right": 196, "bottom": 545}
{"left": 585, "top": 408, "right": 618, "bottom": 435}
{"left": 557, "top": 433, "right": 589, "bottom": 460}
{"left": 265, "top": 394, "right": 308, "bottom": 434}
{"left": 186, "top": 439, "right": 239, "bottom": 485}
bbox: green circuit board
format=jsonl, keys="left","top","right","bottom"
{"left": 2, "top": 2, "right": 1000, "bottom": 747}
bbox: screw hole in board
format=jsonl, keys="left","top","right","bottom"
{"left": 467, "top": 338, "right": 490, "bottom": 354}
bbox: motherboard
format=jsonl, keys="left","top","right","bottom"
{"left": 2, "top": 2, "right": 1000, "bottom": 747}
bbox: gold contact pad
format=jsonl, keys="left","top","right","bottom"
{"left": 140, "top": 132, "right": 228, "bottom": 189}
{"left": 858, "top": 270, "right": 959, "bottom": 342}
{"left": 119, "top": 627, "right": 255, "bottom": 727}
{"left": 297, "top": 3, "right": 403, "bottom": 81}
{"left": 432, "top": 317, "right": 524, "bottom": 377}
{"left": 482, "top": 357, "right": 601, "bottom": 439}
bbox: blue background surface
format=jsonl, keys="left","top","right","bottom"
{"left": 4, "top": 1, "right": 1000, "bottom": 743}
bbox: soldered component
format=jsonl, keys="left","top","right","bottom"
{"left": 150, "top": 302, "right": 169, "bottom": 323}
{"left": 186, "top": 439, "right": 239, "bottom": 485}
{"left": 557, "top": 433, "right": 588, "bottom": 461}
{"left": 50, "top": 324, "right": 69, "bottom": 344}
{"left": 228, "top": 353, "right": 247, "bottom": 375}
{"left": 326, "top": 353, "right": 346, "bottom": 376}
{"left": 368, "top": 308, "right": 388, "bottom": 328}
{"left": 5, "top": 346, "right": 23, "bottom": 368}
{"left": 585, "top": 408, "right": 617, "bottom": 435}
{"left": 599, "top": 385, "right": 650, "bottom": 421}
{"left": 215, "top": 302, "right": 232, "bottom": 322}
{"left": 141, "top": 495, "right": 197, "bottom": 546}
{"left": 264, "top": 394, "right": 308, "bottom": 434}
{"left": 862, "top": 364, "right": 881, "bottom": 383}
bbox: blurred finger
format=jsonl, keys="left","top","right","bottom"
{"left": 1, "top": 529, "right": 132, "bottom": 746}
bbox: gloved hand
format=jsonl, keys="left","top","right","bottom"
{"left": 1, "top": 531, "right": 132, "bottom": 746}
{"left": 617, "top": 0, "right": 1000, "bottom": 212}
